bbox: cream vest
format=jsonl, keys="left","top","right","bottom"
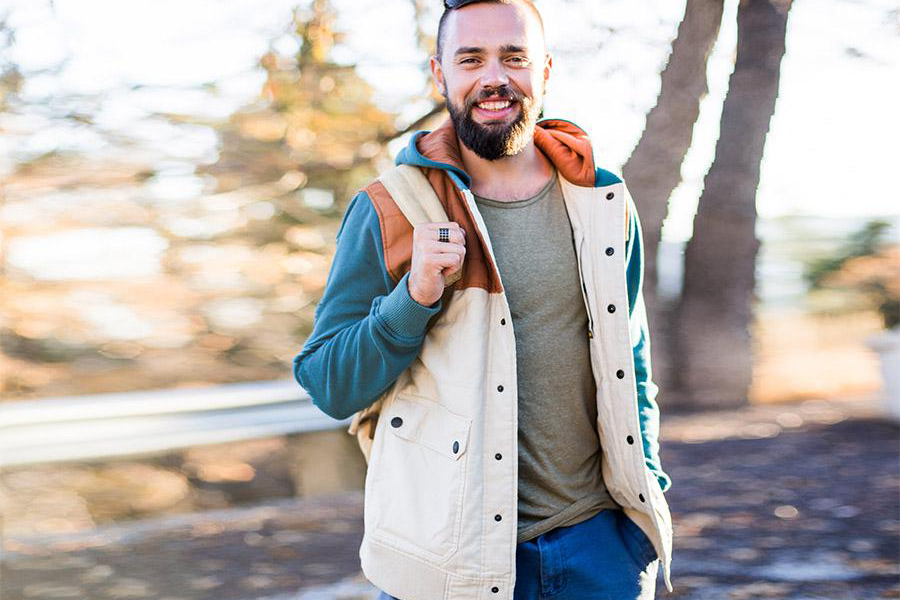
{"left": 359, "top": 175, "right": 674, "bottom": 598}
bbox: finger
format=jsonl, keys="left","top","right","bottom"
{"left": 427, "top": 252, "right": 463, "bottom": 274}
{"left": 425, "top": 222, "right": 466, "bottom": 240}
{"left": 422, "top": 240, "right": 466, "bottom": 254}
{"left": 432, "top": 228, "right": 465, "bottom": 245}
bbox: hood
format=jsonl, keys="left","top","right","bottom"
{"left": 395, "top": 116, "right": 598, "bottom": 189}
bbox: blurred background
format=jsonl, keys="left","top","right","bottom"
{"left": 0, "top": 0, "right": 898, "bottom": 598}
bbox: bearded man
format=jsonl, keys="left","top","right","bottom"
{"left": 293, "top": 1, "right": 674, "bottom": 598}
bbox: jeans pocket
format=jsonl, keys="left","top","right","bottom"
{"left": 617, "top": 511, "right": 658, "bottom": 571}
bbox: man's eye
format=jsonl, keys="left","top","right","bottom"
{"left": 509, "top": 56, "right": 528, "bottom": 64}
{"left": 460, "top": 58, "right": 478, "bottom": 64}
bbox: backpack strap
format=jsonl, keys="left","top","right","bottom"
{"left": 376, "top": 164, "right": 462, "bottom": 287}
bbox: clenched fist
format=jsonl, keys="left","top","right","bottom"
{"left": 407, "top": 222, "right": 467, "bottom": 307}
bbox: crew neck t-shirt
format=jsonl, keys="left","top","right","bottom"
{"left": 472, "top": 166, "right": 621, "bottom": 543}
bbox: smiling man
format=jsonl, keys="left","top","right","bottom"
{"left": 292, "top": 0, "right": 674, "bottom": 598}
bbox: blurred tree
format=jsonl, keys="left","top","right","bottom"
{"left": 203, "top": 0, "right": 395, "bottom": 222}
{"left": 806, "top": 221, "right": 893, "bottom": 289}
{"left": 203, "top": 0, "right": 443, "bottom": 227}
{"left": 622, "top": 0, "right": 726, "bottom": 392}
{"left": 673, "top": 0, "right": 793, "bottom": 409}
{"left": 806, "top": 220, "right": 900, "bottom": 330}
{"left": 0, "top": 11, "right": 23, "bottom": 113}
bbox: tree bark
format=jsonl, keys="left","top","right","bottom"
{"left": 622, "top": 0, "right": 725, "bottom": 394}
{"left": 673, "top": 0, "right": 792, "bottom": 409}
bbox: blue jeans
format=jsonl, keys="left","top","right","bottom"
{"left": 376, "top": 508, "right": 659, "bottom": 599}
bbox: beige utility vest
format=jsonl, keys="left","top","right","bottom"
{"left": 359, "top": 175, "right": 674, "bottom": 599}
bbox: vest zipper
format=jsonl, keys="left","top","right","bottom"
{"left": 575, "top": 234, "right": 594, "bottom": 338}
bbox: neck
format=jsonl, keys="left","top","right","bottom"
{"left": 459, "top": 135, "right": 553, "bottom": 200}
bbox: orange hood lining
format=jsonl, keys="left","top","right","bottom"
{"left": 413, "top": 116, "right": 597, "bottom": 188}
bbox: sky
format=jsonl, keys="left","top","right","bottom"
{"left": 3, "top": 0, "right": 899, "bottom": 243}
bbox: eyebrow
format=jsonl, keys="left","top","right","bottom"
{"left": 454, "top": 44, "right": 527, "bottom": 57}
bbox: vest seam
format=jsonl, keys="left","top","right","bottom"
{"left": 366, "top": 536, "right": 499, "bottom": 583}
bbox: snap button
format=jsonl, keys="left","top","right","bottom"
{"left": 606, "top": 192, "right": 615, "bottom": 200}
{"left": 495, "top": 453, "right": 502, "bottom": 460}
{"left": 452, "top": 440, "right": 460, "bottom": 454}
{"left": 607, "top": 304, "right": 616, "bottom": 313}
{"left": 491, "top": 587, "right": 499, "bottom": 593}
{"left": 497, "top": 385, "right": 504, "bottom": 392}
{"left": 500, "top": 318, "right": 506, "bottom": 325}
{"left": 494, "top": 514, "right": 502, "bottom": 522}
{"left": 605, "top": 247, "right": 614, "bottom": 256}
{"left": 626, "top": 435, "right": 634, "bottom": 444}
{"left": 390, "top": 416, "right": 403, "bottom": 428}
{"left": 616, "top": 370, "right": 625, "bottom": 379}
{"left": 639, "top": 493, "right": 645, "bottom": 502}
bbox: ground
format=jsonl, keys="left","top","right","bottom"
{"left": 2, "top": 394, "right": 898, "bottom": 599}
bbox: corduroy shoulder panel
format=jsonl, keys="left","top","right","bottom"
{"left": 364, "top": 176, "right": 501, "bottom": 294}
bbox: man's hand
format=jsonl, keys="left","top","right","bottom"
{"left": 407, "top": 221, "right": 467, "bottom": 306}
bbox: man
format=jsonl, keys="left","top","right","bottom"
{"left": 292, "top": 0, "right": 674, "bottom": 598}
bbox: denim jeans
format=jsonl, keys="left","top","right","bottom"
{"left": 376, "top": 507, "right": 659, "bottom": 600}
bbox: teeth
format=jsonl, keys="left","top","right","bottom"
{"left": 477, "top": 101, "right": 511, "bottom": 111}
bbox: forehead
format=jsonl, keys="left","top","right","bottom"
{"left": 444, "top": 3, "right": 543, "bottom": 54}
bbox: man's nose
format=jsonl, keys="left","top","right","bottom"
{"left": 479, "top": 58, "right": 509, "bottom": 88}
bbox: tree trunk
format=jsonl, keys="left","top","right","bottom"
{"left": 673, "top": 0, "right": 792, "bottom": 409}
{"left": 622, "top": 0, "right": 725, "bottom": 394}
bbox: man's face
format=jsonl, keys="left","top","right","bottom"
{"left": 431, "top": 2, "right": 551, "bottom": 161}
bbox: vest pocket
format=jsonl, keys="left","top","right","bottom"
{"left": 368, "top": 393, "right": 472, "bottom": 563}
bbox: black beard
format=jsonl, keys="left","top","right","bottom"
{"left": 445, "top": 86, "right": 541, "bottom": 161}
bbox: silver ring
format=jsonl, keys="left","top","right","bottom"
{"left": 438, "top": 227, "right": 450, "bottom": 243}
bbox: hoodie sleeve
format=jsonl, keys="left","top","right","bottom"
{"left": 292, "top": 190, "right": 444, "bottom": 420}
{"left": 623, "top": 184, "right": 673, "bottom": 495}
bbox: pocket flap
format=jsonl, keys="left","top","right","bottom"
{"left": 386, "top": 394, "right": 471, "bottom": 460}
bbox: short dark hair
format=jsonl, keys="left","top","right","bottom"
{"left": 435, "top": 0, "right": 545, "bottom": 64}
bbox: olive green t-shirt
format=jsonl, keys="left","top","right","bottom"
{"left": 472, "top": 166, "right": 621, "bottom": 543}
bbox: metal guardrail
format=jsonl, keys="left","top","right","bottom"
{"left": 0, "top": 380, "right": 350, "bottom": 468}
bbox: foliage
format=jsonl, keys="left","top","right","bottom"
{"left": 201, "top": 0, "right": 400, "bottom": 215}
{"left": 0, "top": 15, "right": 23, "bottom": 112}
{"left": 805, "top": 220, "right": 900, "bottom": 329}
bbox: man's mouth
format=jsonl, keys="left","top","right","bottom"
{"left": 472, "top": 99, "right": 517, "bottom": 119}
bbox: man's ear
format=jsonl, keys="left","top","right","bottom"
{"left": 429, "top": 55, "right": 447, "bottom": 96}
{"left": 543, "top": 51, "right": 552, "bottom": 91}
